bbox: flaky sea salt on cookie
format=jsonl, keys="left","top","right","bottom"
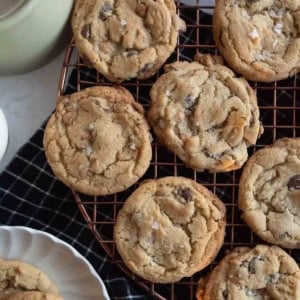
{"left": 213, "top": 0, "right": 300, "bottom": 82}
{"left": 196, "top": 245, "right": 300, "bottom": 299}
{"left": 238, "top": 138, "right": 300, "bottom": 249}
{"left": 43, "top": 86, "right": 152, "bottom": 196}
{"left": 114, "top": 176, "right": 226, "bottom": 283}
{"left": 72, "top": 0, "right": 185, "bottom": 82}
{"left": 148, "top": 54, "right": 262, "bottom": 172}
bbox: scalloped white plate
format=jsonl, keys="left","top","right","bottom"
{"left": 0, "top": 226, "right": 110, "bottom": 300}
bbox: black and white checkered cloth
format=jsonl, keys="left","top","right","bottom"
{"left": 0, "top": 7, "right": 299, "bottom": 300}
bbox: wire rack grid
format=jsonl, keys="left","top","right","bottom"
{"left": 57, "top": 1, "right": 300, "bottom": 299}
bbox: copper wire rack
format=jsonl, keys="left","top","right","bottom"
{"left": 58, "top": 1, "right": 300, "bottom": 299}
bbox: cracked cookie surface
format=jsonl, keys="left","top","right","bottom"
{"left": 72, "top": 0, "right": 186, "bottom": 82}
{"left": 2, "top": 291, "right": 63, "bottom": 300}
{"left": 196, "top": 245, "right": 300, "bottom": 300}
{"left": 238, "top": 138, "right": 300, "bottom": 249}
{"left": 147, "top": 54, "right": 262, "bottom": 172}
{"left": 43, "top": 86, "right": 152, "bottom": 196}
{"left": 114, "top": 176, "right": 226, "bottom": 283}
{"left": 213, "top": 0, "right": 300, "bottom": 82}
{"left": 0, "top": 259, "right": 58, "bottom": 297}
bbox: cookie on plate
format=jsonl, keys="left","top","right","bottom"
{"left": 196, "top": 244, "right": 300, "bottom": 299}
{"left": 43, "top": 86, "right": 152, "bottom": 196}
{"left": 238, "top": 138, "right": 300, "bottom": 249}
{"left": 72, "top": 0, "right": 186, "bottom": 82}
{"left": 3, "top": 292, "right": 63, "bottom": 300}
{"left": 148, "top": 54, "right": 262, "bottom": 172}
{"left": 213, "top": 0, "right": 300, "bottom": 82}
{"left": 114, "top": 176, "right": 226, "bottom": 283}
{"left": 0, "top": 258, "right": 58, "bottom": 296}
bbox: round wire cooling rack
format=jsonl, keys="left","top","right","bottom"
{"left": 58, "top": 1, "right": 300, "bottom": 299}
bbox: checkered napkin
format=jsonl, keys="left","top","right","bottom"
{"left": 0, "top": 6, "right": 299, "bottom": 300}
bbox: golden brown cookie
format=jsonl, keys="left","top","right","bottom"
{"left": 213, "top": 0, "right": 300, "bottom": 82}
{"left": 72, "top": 0, "right": 186, "bottom": 82}
{"left": 0, "top": 259, "right": 57, "bottom": 297}
{"left": 114, "top": 176, "right": 226, "bottom": 283}
{"left": 196, "top": 245, "right": 300, "bottom": 300}
{"left": 238, "top": 138, "right": 300, "bottom": 249}
{"left": 2, "top": 292, "right": 63, "bottom": 300}
{"left": 43, "top": 86, "right": 152, "bottom": 196}
{"left": 147, "top": 54, "right": 262, "bottom": 172}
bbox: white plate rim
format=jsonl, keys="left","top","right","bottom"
{"left": 0, "top": 225, "right": 110, "bottom": 300}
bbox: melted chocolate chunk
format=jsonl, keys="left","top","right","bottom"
{"left": 99, "top": 2, "right": 113, "bottom": 20}
{"left": 127, "top": 49, "right": 139, "bottom": 57}
{"left": 81, "top": 24, "right": 91, "bottom": 39}
{"left": 183, "top": 95, "right": 197, "bottom": 115}
{"left": 288, "top": 175, "right": 300, "bottom": 191}
{"left": 222, "top": 288, "right": 228, "bottom": 300}
{"left": 138, "top": 63, "right": 153, "bottom": 75}
{"left": 177, "top": 188, "right": 193, "bottom": 202}
{"left": 248, "top": 255, "right": 264, "bottom": 274}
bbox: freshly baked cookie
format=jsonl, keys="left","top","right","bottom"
{"left": 43, "top": 86, "right": 152, "bottom": 196}
{"left": 114, "top": 176, "right": 226, "bottom": 283}
{"left": 2, "top": 292, "right": 63, "bottom": 300}
{"left": 196, "top": 245, "right": 300, "bottom": 300}
{"left": 147, "top": 54, "right": 262, "bottom": 172}
{"left": 0, "top": 259, "right": 57, "bottom": 296}
{"left": 238, "top": 138, "right": 300, "bottom": 249}
{"left": 72, "top": 0, "right": 186, "bottom": 82}
{"left": 213, "top": 0, "right": 300, "bottom": 82}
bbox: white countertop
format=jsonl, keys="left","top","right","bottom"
{"left": 0, "top": 51, "right": 65, "bottom": 172}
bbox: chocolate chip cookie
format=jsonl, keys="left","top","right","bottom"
{"left": 147, "top": 54, "right": 262, "bottom": 172}
{"left": 43, "top": 86, "right": 152, "bottom": 196}
{"left": 72, "top": 0, "right": 186, "bottom": 82}
{"left": 196, "top": 245, "right": 300, "bottom": 300}
{"left": 3, "top": 292, "right": 63, "bottom": 300}
{"left": 213, "top": 0, "right": 300, "bottom": 82}
{"left": 238, "top": 138, "right": 300, "bottom": 249}
{"left": 114, "top": 176, "right": 226, "bottom": 283}
{"left": 0, "top": 258, "right": 58, "bottom": 297}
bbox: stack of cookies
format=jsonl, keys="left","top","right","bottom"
{"left": 42, "top": 0, "right": 300, "bottom": 298}
{"left": 0, "top": 258, "right": 63, "bottom": 300}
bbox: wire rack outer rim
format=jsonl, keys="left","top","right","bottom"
{"left": 58, "top": 3, "right": 300, "bottom": 300}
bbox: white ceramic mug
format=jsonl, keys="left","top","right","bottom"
{"left": 0, "top": 0, "right": 73, "bottom": 75}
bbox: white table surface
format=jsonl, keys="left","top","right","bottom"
{"left": 0, "top": 51, "right": 65, "bottom": 172}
